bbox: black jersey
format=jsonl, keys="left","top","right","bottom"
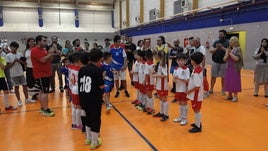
{"left": 78, "top": 63, "right": 104, "bottom": 105}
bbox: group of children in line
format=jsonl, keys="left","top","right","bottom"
{"left": 59, "top": 49, "right": 114, "bottom": 150}
{"left": 131, "top": 49, "right": 204, "bottom": 133}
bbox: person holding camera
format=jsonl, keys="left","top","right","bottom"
{"left": 209, "top": 30, "right": 229, "bottom": 95}
{"left": 6, "top": 41, "right": 34, "bottom": 107}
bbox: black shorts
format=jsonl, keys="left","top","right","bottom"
{"left": 26, "top": 67, "right": 35, "bottom": 88}
{"left": 35, "top": 77, "right": 51, "bottom": 93}
{"left": 0, "top": 78, "right": 9, "bottom": 91}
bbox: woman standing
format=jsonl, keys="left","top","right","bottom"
{"left": 253, "top": 38, "right": 268, "bottom": 98}
{"left": 24, "top": 38, "right": 38, "bottom": 101}
{"left": 223, "top": 36, "right": 244, "bottom": 102}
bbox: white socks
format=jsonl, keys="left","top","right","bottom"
{"left": 180, "top": 105, "right": 188, "bottom": 119}
{"left": 91, "top": 131, "right": 99, "bottom": 145}
{"left": 71, "top": 105, "right": 76, "bottom": 125}
{"left": 163, "top": 101, "right": 169, "bottom": 116}
{"left": 76, "top": 109, "right": 82, "bottom": 126}
{"left": 86, "top": 126, "right": 91, "bottom": 140}
{"left": 195, "top": 112, "right": 201, "bottom": 128}
{"left": 3, "top": 94, "right": 9, "bottom": 107}
{"left": 147, "top": 97, "right": 154, "bottom": 109}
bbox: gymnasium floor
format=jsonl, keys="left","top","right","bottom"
{"left": 0, "top": 66, "right": 268, "bottom": 151}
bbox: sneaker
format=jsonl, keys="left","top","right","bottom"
{"left": 189, "top": 125, "right": 202, "bottom": 133}
{"left": 203, "top": 92, "right": 209, "bottom": 99}
{"left": 173, "top": 117, "right": 182, "bottom": 122}
{"left": 90, "top": 138, "right": 102, "bottom": 150}
{"left": 108, "top": 103, "right": 113, "bottom": 107}
{"left": 180, "top": 119, "right": 188, "bottom": 125}
{"left": 71, "top": 124, "right": 76, "bottom": 129}
{"left": 119, "top": 85, "right": 124, "bottom": 90}
{"left": 208, "top": 90, "right": 213, "bottom": 94}
{"left": 134, "top": 101, "right": 142, "bottom": 106}
{"left": 147, "top": 108, "right": 155, "bottom": 115}
{"left": 60, "top": 88, "right": 64, "bottom": 93}
{"left": 17, "top": 100, "right": 23, "bottom": 107}
{"left": 10, "top": 89, "right": 15, "bottom": 93}
{"left": 25, "top": 98, "right": 36, "bottom": 103}
{"left": 153, "top": 112, "right": 163, "bottom": 117}
{"left": 31, "top": 93, "right": 39, "bottom": 100}
{"left": 136, "top": 105, "right": 144, "bottom": 111}
{"left": 254, "top": 94, "right": 258, "bottom": 97}
{"left": 190, "top": 123, "right": 202, "bottom": 128}
{"left": 114, "top": 91, "right": 120, "bottom": 98}
{"left": 106, "top": 104, "right": 111, "bottom": 113}
{"left": 172, "top": 99, "right": 178, "bottom": 103}
{"left": 231, "top": 97, "right": 238, "bottom": 102}
{"left": 5, "top": 105, "right": 17, "bottom": 110}
{"left": 41, "top": 108, "right": 55, "bottom": 117}
{"left": 225, "top": 96, "right": 233, "bottom": 100}
{"left": 160, "top": 115, "right": 169, "bottom": 122}
{"left": 125, "top": 91, "right": 130, "bottom": 97}
{"left": 49, "top": 89, "right": 55, "bottom": 93}
{"left": 131, "top": 100, "right": 139, "bottom": 104}
{"left": 85, "top": 139, "right": 91, "bottom": 145}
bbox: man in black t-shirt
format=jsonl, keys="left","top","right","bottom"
{"left": 125, "top": 36, "right": 136, "bottom": 86}
{"left": 47, "top": 35, "right": 63, "bottom": 93}
{"left": 209, "top": 30, "right": 229, "bottom": 95}
{"left": 78, "top": 48, "right": 104, "bottom": 150}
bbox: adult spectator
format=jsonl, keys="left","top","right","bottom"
{"left": 31, "top": 35, "right": 56, "bottom": 117}
{"left": 84, "top": 41, "right": 90, "bottom": 52}
{"left": 223, "top": 36, "right": 243, "bottom": 102}
{"left": 192, "top": 37, "right": 209, "bottom": 98}
{"left": 209, "top": 30, "right": 229, "bottom": 95}
{"left": 253, "top": 38, "right": 268, "bottom": 98}
{"left": 62, "top": 40, "right": 73, "bottom": 57}
{"left": 103, "top": 38, "right": 111, "bottom": 53}
{"left": 24, "top": 38, "right": 39, "bottom": 100}
{"left": 110, "top": 35, "right": 130, "bottom": 98}
{"left": 47, "top": 35, "right": 63, "bottom": 93}
{"left": 136, "top": 40, "right": 144, "bottom": 50}
{"left": 168, "top": 39, "right": 184, "bottom": 93}
{"left": 125, "top": 36, "right": 137, "bottom": 86}
{"left": 73, "top": 39, "right": 84, "bottom": 51}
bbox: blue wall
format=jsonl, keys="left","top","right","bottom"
{"left": 121, "top": 0, "right": 268, "bottom": 36}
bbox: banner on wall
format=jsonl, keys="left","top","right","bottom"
{"left": 74, "top": 9, "right": 79, "bottom": 28}
{"left": 38, "top": 7, "right": 43, "bottom": 27}
{"left": 0, "top": 6, "right": 3, "bottom": 26}
{"left": 111, "top": 10, "right": 114, "bottom": 28}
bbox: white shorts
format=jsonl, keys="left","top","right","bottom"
{"left": 113, "top": 70, "right": 126, "bottom": 80}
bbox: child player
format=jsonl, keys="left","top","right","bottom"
{"left": 68, "top": 52, "right": 83, "bottom": 129}
{"left": 153, "top": 51, "right": 169, "bottom": 122}
{"left": 144, "top": 50, "right": 155, "bottom": 114}
{"left": 101, "top": 52, "right": 114, "bottom": 113}
{"left": 173, "top": 53, "right": 190, "bottom": 125}
{"left": 131, "top": 50, "right": 142, "bottom": 105}
{"left": 186, "top": 51, "right": 204, "bottom": 133}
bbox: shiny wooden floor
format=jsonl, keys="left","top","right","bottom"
{"left": 1, "top": 66, "right": 268, "bottom": 151}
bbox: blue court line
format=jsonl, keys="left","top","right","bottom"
{"left": 112, "top": 104, "right": 158, "bottom": 151}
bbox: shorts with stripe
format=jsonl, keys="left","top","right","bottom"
{"left": 35, "top": 77, "right": 51, "bottom": 93}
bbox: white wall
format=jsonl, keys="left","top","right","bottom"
{"left": 129, "top": 0, "right": 140, "bottom": 27}
{"left": 0, "top": 1, "right": 115, "bottom": 33}
{"left": 144, "top": 0, "right": 160, "bottom": 22}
